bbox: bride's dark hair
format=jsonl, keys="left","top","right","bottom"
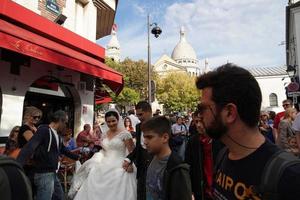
{"left": 105, "top": 111, "right": 119, "bottom": 121}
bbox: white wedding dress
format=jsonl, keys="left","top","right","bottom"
{"left": 69, "top": 130, "right": 137, "bottom": 200}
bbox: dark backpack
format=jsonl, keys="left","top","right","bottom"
{"left": 0, "top": 156, "right": 32, "bottom": 200}
{"left": 215, "top": 148, "right": 300, "bottom": 200}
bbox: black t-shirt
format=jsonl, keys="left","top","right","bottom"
{"left": 213, "top": 140, "right": 300, "bottom": 200}
{"left": 18, "top": 124, "right": 33, "bottom": 148}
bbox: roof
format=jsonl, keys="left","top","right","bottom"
{"left": 171, "top": 27, "right": 198, "bottom": 62}
{"left": 248, "top": 66, "right": 288, "bottom": 77}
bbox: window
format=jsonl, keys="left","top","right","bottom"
{"left": 269, "top": 93, "right": 278, "bottom": 107}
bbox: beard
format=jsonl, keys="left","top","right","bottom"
{"left": 202, "top": 114, "right": 228, "bottom": 140}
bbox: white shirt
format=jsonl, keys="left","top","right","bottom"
{"left": 172, "top": 124, "right": 187, "bottom": 135}
{"left": 292, "top": 113, "right": 300, "bottom": 132}
{"left": 140, "top": 131, "right": 146, "bottom": 149}
{"left": 50, "top": 127, "right": 59, "bottom": 150}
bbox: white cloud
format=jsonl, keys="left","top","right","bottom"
{"left": 99, "top": 0, "right": 287, "bottom": 69}
{"left": 163, "top": 0, "right": 287, "bottom": 67}
{"left": 133, "top": 4, "right": 146, "bottom": 16}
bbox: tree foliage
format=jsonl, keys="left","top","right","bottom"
{"left": 156, "top": 72, "right": 200, "bottom": 112}
{"left": 105, "top": 58, "right": 157, "bottom": 106}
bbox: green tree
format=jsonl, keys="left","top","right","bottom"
{"left": 105, "top": 58, "right": 157, "bottom": 106}
{"left": 112, "top": 87, "right": 140, "bottom": 106}
{"left": 156, "top": 72, "right": 200, "bottom": 113}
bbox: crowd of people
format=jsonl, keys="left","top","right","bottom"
{"left": 1, "top": 63, "right": 300, "bottom": 200}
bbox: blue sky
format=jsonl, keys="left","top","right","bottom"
{"left": 97, "top": 0, "right": 288, "bottom": 69}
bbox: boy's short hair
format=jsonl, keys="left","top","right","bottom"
{"left": 141, "top": 116, "right": 171, "bottom": 136}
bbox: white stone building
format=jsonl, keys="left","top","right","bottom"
{"left": 0, "top": 0, "right": 122, "bottom": 141}
{"left": 248, "top": 67, "right": 289, "bottom": 113}
{"left": 154, "top": 27, "right": 204, "bottom": 77}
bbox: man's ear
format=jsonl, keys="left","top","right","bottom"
{"left": 223, "top": 103, "right": 238, "bottom": 124}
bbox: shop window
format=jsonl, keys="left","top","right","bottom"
{"left": 269, "top": 93, "right": 278, "bottom": 107}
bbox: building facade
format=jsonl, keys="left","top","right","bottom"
{"left": 154, "top": 26, "right": 203, "bottom": 77}
{"left": 248, "top": 67, "right": 290, "bottom": 113}
{"left": 0, "top": 0, "right": 122, "bottom": 141}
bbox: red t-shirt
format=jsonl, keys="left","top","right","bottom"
{"left": 76, "top": 130, "right": 91, "bottom": 147}
{"left": 273, "top": 111, "right": 285, "bottom": 129}
{"left": 200, "top": 135, "right": 213, "bottom": 198}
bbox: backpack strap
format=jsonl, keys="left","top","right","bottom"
{"left": 259, "top": 150, "right": 300, "bottom": 200}
{"left": 0, "top": 156, "right": 32, "bottom": 200}
{"left": 214, "top": 147, "right": 228, "bottom": 172}
{"left": 0, "top": 167, "right": 11, "bottom": 200}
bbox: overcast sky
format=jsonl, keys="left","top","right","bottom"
{"left": 97, "top": 0, "right": 288, "bottom": 69}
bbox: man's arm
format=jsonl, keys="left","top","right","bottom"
{"left": 16, "top": 129, "right": 45, "bottom": 166}
{"left": 60, "top": 145, "right": 80, "bottom": 161}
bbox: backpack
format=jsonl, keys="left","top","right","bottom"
{"left": 215, "top": 148, "right": 300, "bottom": 200}
{"left": 0, "top": 155, "right": 32, "bottom": 200}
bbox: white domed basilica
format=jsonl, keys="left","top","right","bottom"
{"left": 154, "top": 26, "right": 204, "bottom": 77}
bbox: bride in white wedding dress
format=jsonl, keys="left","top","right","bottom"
{"left": 68, "top": 109, "right": 137, "bottom": 200}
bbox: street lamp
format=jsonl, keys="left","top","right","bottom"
{"left": 147, "top": 14, "right": 162, "bottom": 104}
{"left": 286, "top": 65, "right": 297, "bottom": 79}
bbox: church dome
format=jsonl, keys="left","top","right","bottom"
{"left": 171, "top": 27, "right": 197, "bottom": 62}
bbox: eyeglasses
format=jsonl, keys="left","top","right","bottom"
{"left": 33, "top": 116, "right": 41, "bottom": 120}
{"left": 197, "top": 103, "right": 214, "bottom": 114}
{"left": 197, "top": 103, "right": 218, "bottom": 120}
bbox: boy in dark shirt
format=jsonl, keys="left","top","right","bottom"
{"left": 142, "top": 116, "right": 192, "bottom": 200}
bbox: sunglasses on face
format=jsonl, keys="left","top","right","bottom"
{"left": 136, "top": 113, "right": 143, "bottom": 117}
{"left": 33, "top": 116, "right": 41, "bottom": 120}
{"left": 283, "top": 104, "right": 291, "bottom": 107}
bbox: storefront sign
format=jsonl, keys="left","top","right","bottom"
{"left": 82, "top": 106, "right": 88, "bottom": 115}
{"left": 46, "top": 0, "right": 60, "bottom": 15}
{"left": 287, "top": 82, "right": 300, "bottom": 92}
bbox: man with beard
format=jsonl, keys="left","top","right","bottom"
{"left": 17, "top": 110, "right": 79, "bottom": 200}
{"left": 123, "top": 101, "right": 152, "bottom": 200}
{"left": 196, "top": 64, "right": 300, "bottom": 200}
{"left": 185, "top": 110, "right": 223, "bottom": 200}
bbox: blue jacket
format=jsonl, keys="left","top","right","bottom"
{"left": 17, "top": 125, "right": 79, "bottom": 173}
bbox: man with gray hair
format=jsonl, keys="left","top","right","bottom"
{"left": 17, "top": 110, "right": 79, "bottom": 200}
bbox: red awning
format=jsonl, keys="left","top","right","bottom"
{"left": 0, "top": 0, "right": 123, "bottom": 95}
{"left": 95, "top": 97, "right": 113, "bottom": 105}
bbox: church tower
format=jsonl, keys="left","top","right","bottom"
{"left": 106, "top": 24, "right": 121, "bottom": 62}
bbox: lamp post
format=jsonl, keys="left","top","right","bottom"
{"left": 147, "top": 14, "right": 162, "bottom": 104}
{"left": 286, "top": 65, "right": 297, "bottom": 81}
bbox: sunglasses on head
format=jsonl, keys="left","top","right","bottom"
{"left": 33, "top": 116, "right": 41, "bottom": 120}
